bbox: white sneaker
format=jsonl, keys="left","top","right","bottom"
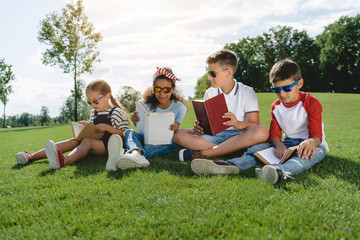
{"left": 15, "top": 151, "right": 33, "bottom": 165}
{"left": 255, "top": 165, "right": 284, "bottom": 184}
{"left": 117, "top": 152, "right": 150, "bottom": 170}
{"left": 106, "top": 134, "right": 125, "bottom": 171}
{"left": 191, "top": 159, "right": 240, "bottom": 175}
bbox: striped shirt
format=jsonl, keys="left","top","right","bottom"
{"left": 90, "top": 106, "right": 130, "bottom": 131}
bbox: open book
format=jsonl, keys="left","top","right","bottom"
{"left": 254, "top": 146, "right": 298, "bottom": 165}
{"left": 136, "top": 102, "right": 175, "bottom": 145}
{"left": 192, "top": 93, "right": 230, "bottom": 136}
{"left": 71, "top": 122, "right": 104, "bottom": 141}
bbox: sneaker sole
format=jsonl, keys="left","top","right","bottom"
{"left": 179, "top": 149, "right": 186, "bottom": 162}
{"left": 117, "top": 155, "right": 150, "bottom": 170}
{"left": 106, "top": 135, "right": 124, "bottom": 171}
{"left": 45, "top": 140, "right": 59, "bottom": 169}
{"left": 15, "top": 152, "right": 28, "bottom": 165}
{"left": 262, "top": 165, "right": 280, "bottom": 184}
{"left": 191, "top": 159, "right": 240, "bottom": 175}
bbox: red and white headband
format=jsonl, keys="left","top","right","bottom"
{"left": 155, "top": 67, "right": 181, "bottom": 84}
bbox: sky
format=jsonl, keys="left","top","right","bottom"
{"left": 0, "top": 0, "right": 359, "bottom": 117}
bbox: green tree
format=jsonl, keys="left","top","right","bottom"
{"left": 225, "top": 26, "right": 320, "bottom": 92}
{"left": 38, "top": 0, "right": 103, "bottom": 121}
{"left": 118, "top": 86, "right": 141, "bottom": 112}
{"left": 60, "top": 79, "right": 90, "bottom": 121}
{"left": 39, "top": 106, "right": 51, "bottom": 126}
{"left": 0, "top": 59, "right": 15, "bottom": 128}
{"left": 193, "top": 73, "right": 211, "bottom": 99}
{"left": 316, "top": 14, "right": 360, "bottom": 93}
{"left": 226, "top": 36, "right": 267, "bottom": 91}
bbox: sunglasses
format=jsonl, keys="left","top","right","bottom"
{"left": 154, "top": 86, "right": 172, "bottom": 93}
{"left": 207, "top": 68, "right": 228, "bottom": 78}
{"left": 270, "top": 80, "right": 299, "bottom": 94}
{"left": 87, "top": 95, "right": 106, "bottom": 105}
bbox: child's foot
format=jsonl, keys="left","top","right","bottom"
{"left": 179, "top": 149, "right": 207, "bottom": 162}
{"left": 15, "top": 151, "right": 35, "bottom": 165}
{"left": 255, "top": 165, "right": 284, "bottom": 184}
{"left": 45, "top": 140, "right": 65, "bottom": 169}
{"left": 191, "top": 159, "right": 240, "bottom": 175}
{"left": 117, "top": 152, "right": 150, "bottom": 170}
{"left": 106, "top": 134, "right": 124, "bottom": 171}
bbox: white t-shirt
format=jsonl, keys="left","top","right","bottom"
{"left": 204, "top": 80, "right": 259, "bottom": 130}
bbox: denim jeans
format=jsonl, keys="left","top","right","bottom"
{"left": 200, "top": 129, "right": 245, "bottom": 145}
{"left": 226, "top": 138, "right": 326, "bottom": 176}
{"left": 124, "top": 129, "right": 179, "bottom": 159}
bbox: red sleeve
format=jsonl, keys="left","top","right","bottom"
{"left": 269, "top": 100, "right": 282, "bottom": 141}
{"left": 303, "top": 94, "right": 323, "bottom": 141}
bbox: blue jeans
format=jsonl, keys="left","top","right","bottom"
{"left": 124, "top": 129, "right": 179, "bottom": 159}
{"left": 200, "top": 129, "right": 246, "bottom": 145}
{"left": 227, "top": 138, "right": 326, "bottom": 176}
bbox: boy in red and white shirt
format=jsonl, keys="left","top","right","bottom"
{"left": 192, "top": 59, "right": 328, "bottom": 184}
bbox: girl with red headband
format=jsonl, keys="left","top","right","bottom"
{"left": 106, "top": 67, "right": 189, "bottom": 171}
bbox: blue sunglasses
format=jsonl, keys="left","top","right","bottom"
{"left": 270, "top": 80, "right": 299, "bottom": 94}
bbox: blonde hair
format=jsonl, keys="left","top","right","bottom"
{"left": 86, "top": 79, "right": 130, "bottom": 125}
{"left": 206, "top": 49, "right": 238, "bottom": 73}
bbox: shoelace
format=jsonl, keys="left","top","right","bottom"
{"left": 280, "top": 166, "right": 294, "bottom": 180}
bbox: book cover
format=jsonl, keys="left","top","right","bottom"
{"left": 135, "top": 102, "right": 175, "bottom": 145}
{"left": 254, "top": 146, "right": 298, "bottom": 165}
{"left": 192, "top": 93, "right": 230, "bottom": 136}
{"left": 71, "top": 122, "right": 104, "bottom": 141}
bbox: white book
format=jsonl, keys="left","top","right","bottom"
{"left": 135, "top": 102, "right": 175, "bottom": 145}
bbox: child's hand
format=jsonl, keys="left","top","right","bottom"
{"left": 222, "top": 112, "right": 245, "bottom": 130}
{"left": 274, "top": 144, "right": 288, "bottom": 159}
{"left": 91, "top": 123, "right": 108, "bottom": 133}
{"left": 297, "top": 139, "right": 318, "bottom": 159}
{"left": 193, "top": 120, "right": 204, "bottom": 135}
{"left": 169, "top": 121, "right": 180, "bottom": 132}
{"left": 79, "top": 121, "right": 87, "bottom": 125}
{"left": 131, "top": 112, "right": 140, "bottom": 125}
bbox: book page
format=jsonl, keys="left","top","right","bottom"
{"left": 71, "top": 121, "right": 85, "bottom": 138}
{"left": 255, "top": 147, "right": 281, "bottom": 165}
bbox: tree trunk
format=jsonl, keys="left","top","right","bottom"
{"left": 3, "top": 104, "right": 6, "bottom": 128}
{"left": 74, "top": 60, "right": 78, "bottom": 122}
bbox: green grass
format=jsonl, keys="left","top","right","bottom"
{"left": 1, "top": 93, "right": 360, "bottom": 239}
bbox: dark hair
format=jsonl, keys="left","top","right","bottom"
{"left": 143, "top": 67, "right": 189, "bottom": 111}
{"left": 269, "top": 59, "right": 302, "bottom": 84}
{"left": 206, "top": 49, "right": 238, "bottom": 73}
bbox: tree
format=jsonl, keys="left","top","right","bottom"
{"left": 118, "top": 86, "right": 141, "bottom": 112}
{"left": 39, "top": 106, "right": 51, "bottom": 126}
{"left": 194, "top": 73, "right": 211, "bottom": 99}
{"left": 0, "top": 59, "right": 15, "bottom": 128}
{"left": 60, "top": 79, "right": 91, "bottom": 121}
{"left": 38, "top": 0, "right": 103, "bottom": 121}
{"left": 316, "top": 14, "right": 360, "bottom": 93}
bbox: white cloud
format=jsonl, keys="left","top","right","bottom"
{"left": 1, "top": 0, "right": 359, "bottom": 118}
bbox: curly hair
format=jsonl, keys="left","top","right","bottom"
{"left": 143, "top": 67, "right": 189, "bottom": 111}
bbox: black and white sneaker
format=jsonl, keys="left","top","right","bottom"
{"left": 255, "top": 165, "right": 285, "bottom": 184}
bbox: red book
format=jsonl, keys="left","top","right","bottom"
{"left": 192, "top": 93, "right": 230, "bottom": 136}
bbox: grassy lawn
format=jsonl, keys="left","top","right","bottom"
{"left": 1, "top": 92, "right": 359, "bottom": 239}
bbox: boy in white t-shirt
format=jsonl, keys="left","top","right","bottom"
{"left": 193, "top": 59, "right": 328, "bottom": 184}
{"left": 173, "top": 49, "right": 269, "bottom": 174}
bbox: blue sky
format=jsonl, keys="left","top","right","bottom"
{"left": 1, "top": 0, "right": 359, "bottom": 117}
